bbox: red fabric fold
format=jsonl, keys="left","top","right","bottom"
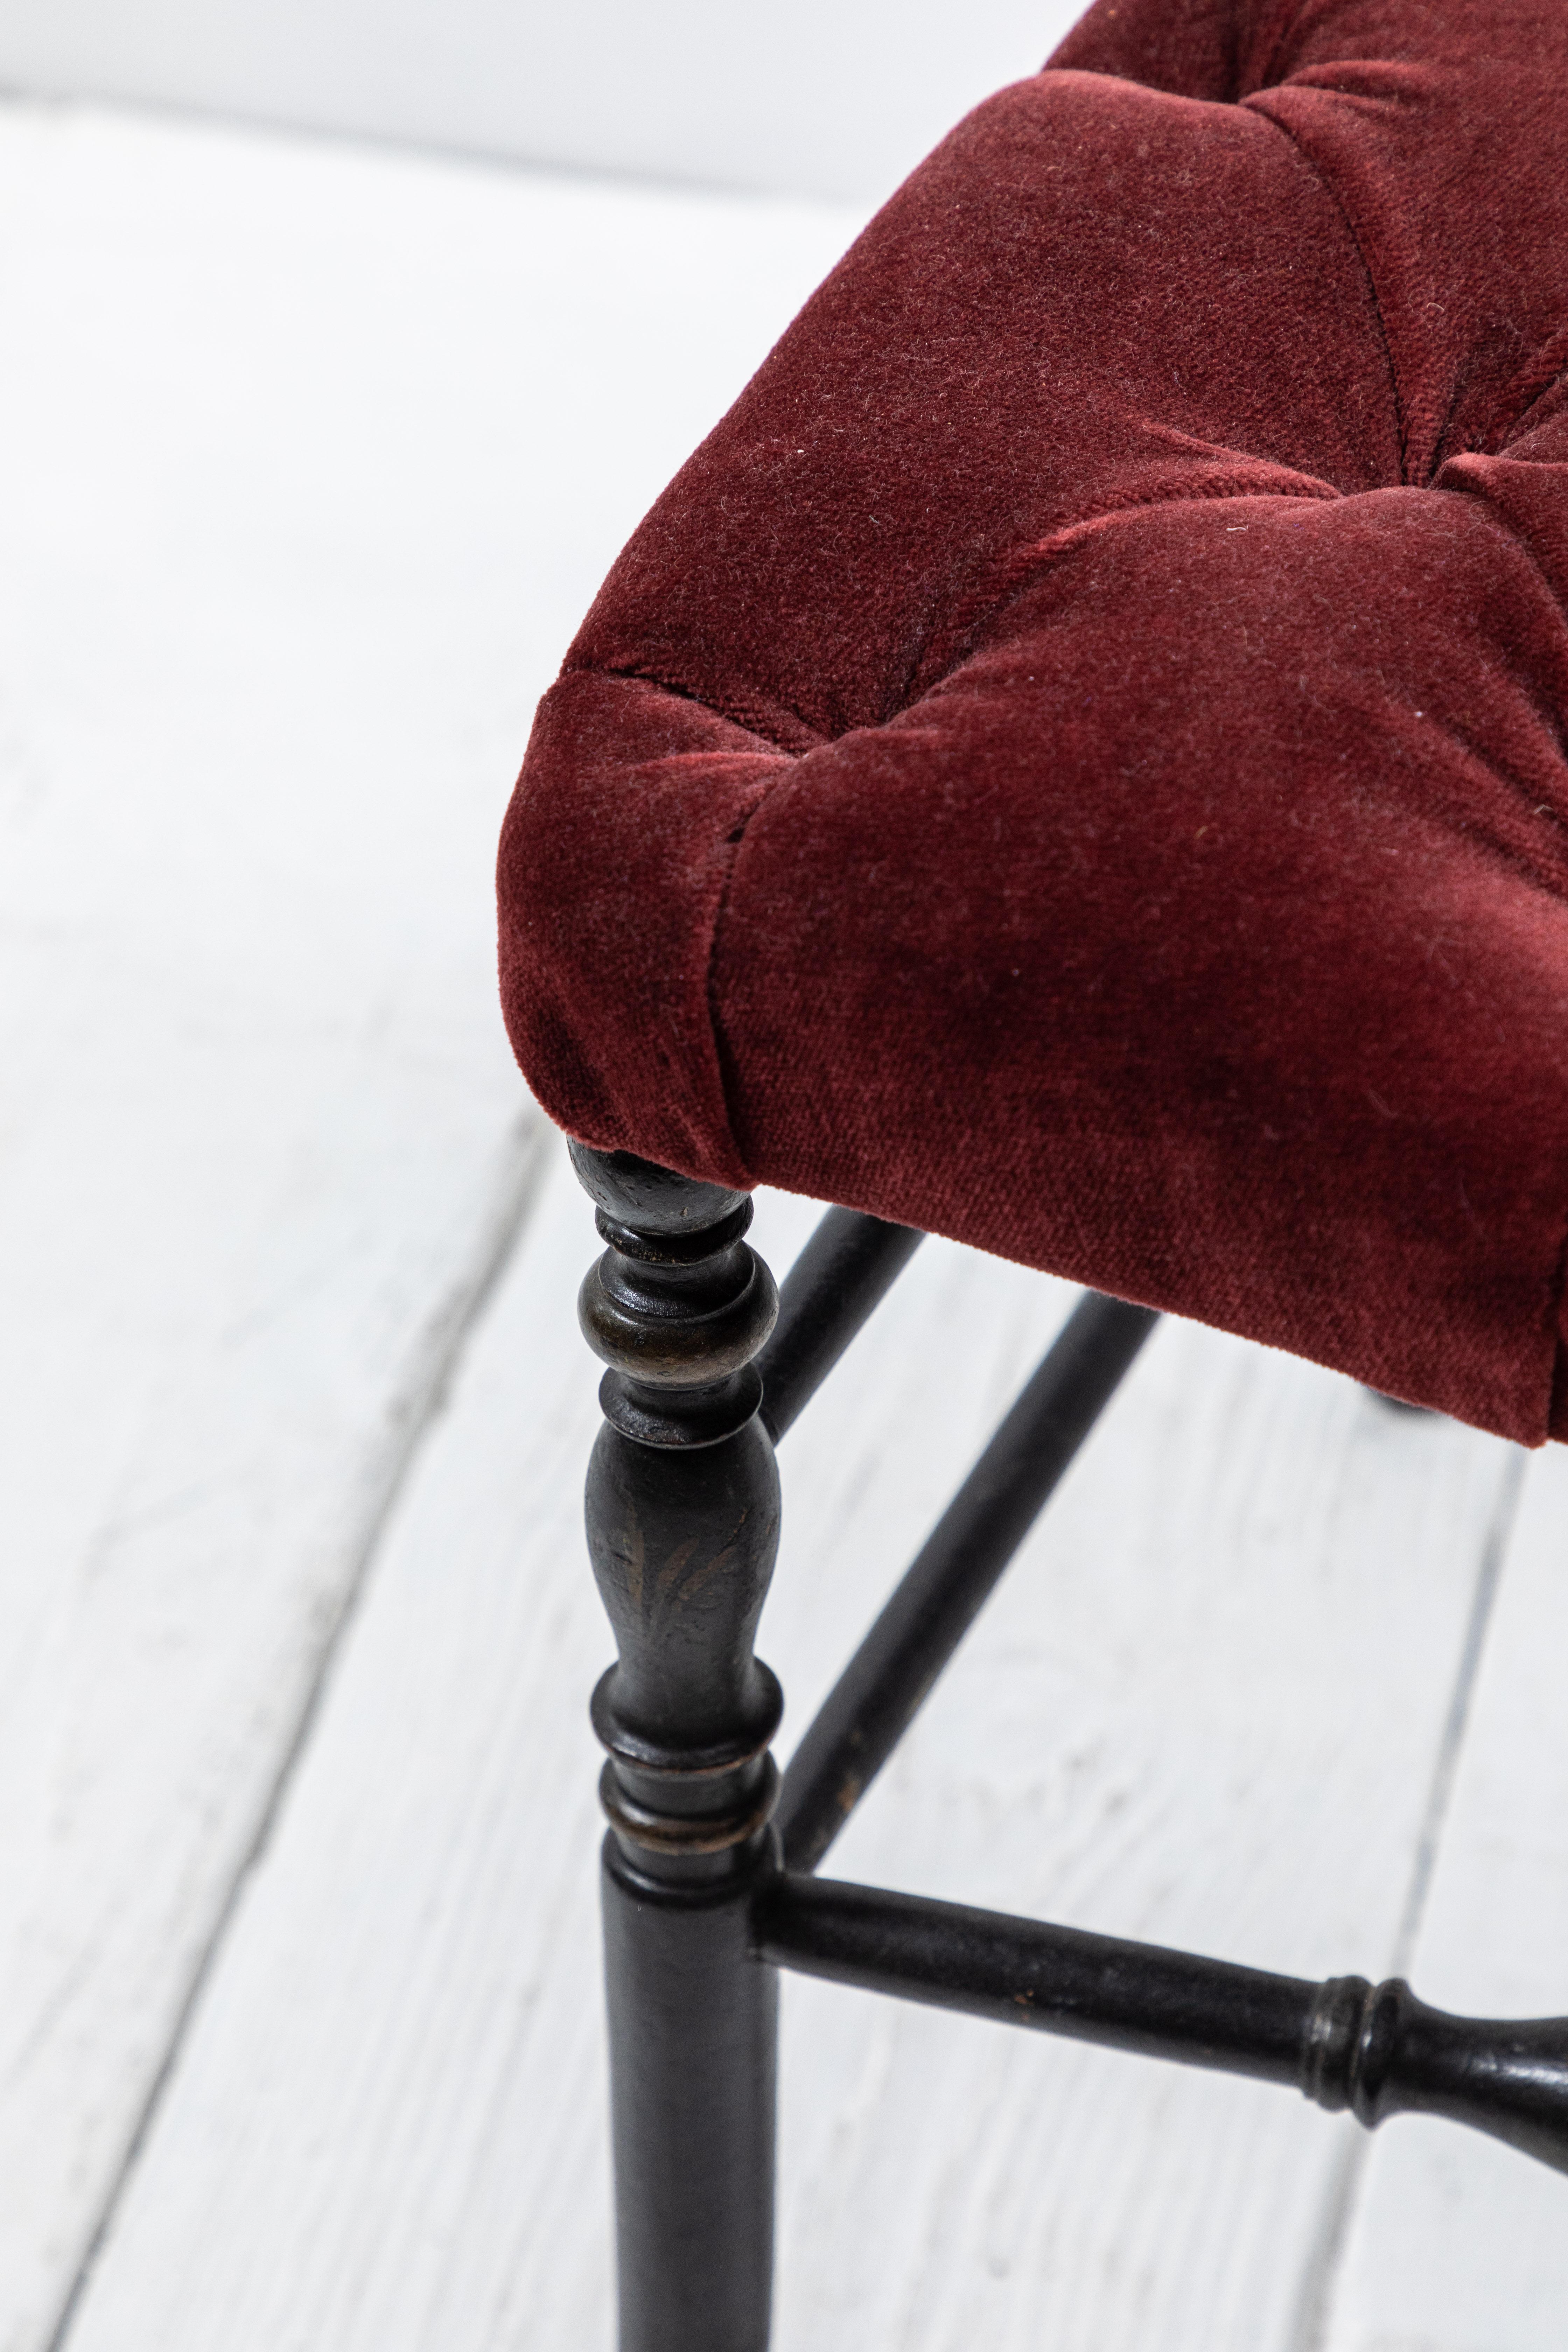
{"left": 499, "top": 0, "right": 1568, "bottom": 1442}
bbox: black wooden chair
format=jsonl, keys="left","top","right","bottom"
{"left": 568, "top": 1143, "right": 1568, "bottom": 2352}
{"left": 497, "top": 0, "right": 1568, "bottom": 2336}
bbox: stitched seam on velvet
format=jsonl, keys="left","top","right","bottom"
{"left": 556, "top": 661, "right": 803, "bottom": 1175}
{"left": 561, "top": 654, "right": 825, "bottom": 757}
{"left": 557, "top": 660, "right": 803, "bottom": 1172}
{"left": 1429, "top": 329, "right": 1568, "bottom": 477}
{"left": 1483, "top": 325, "right": 1568, "bottom": 455}
{"left": 699, "top": 768, "right": 797, "bottom": 1187}
{"left": 912, "top": 479, "right": 1339, "bottom": 699}
{"left": 1437, "top": 486, "right": 1568, "bottom": 770}
{"left": 1244, "top": 97, "right": 1408, "bottom": 483}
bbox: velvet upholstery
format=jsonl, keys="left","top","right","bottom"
{"left": 498, "top": 0, "right": 1568, "bottom": 1444}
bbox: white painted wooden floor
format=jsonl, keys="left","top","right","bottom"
{"left": 2, "top": 95, "right": 1564, "bottom": 2352}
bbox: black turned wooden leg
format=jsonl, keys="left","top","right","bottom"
{"left": 572, "top": 1141, "right": 784, "bottom": 2352}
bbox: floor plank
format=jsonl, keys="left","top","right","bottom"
{"left": 0, "top": 96, "right": 861, "bottom": 2350}
{"left": 1318, "top": 1445, "right": 1568, "bottom": 2352}
{"left": 62, "top": 1140, "right": 1520, "bottom": 2350}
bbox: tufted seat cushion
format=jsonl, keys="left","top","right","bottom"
{"left": 498, "top": 0, "right": 1568, "bottom": 1444}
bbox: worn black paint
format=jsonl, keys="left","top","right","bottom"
{"left": 570, "top": 1147, "right": 1568, "bottom": 2352}
{"left": 574, "top": 1143, "right": 785, "bottom": 2352}
{"left": 603, "top": 1843, "right": 777, "bottom": 2352}
{"left": 753, "top": 1874, "right": 1568, "bottom": 2172}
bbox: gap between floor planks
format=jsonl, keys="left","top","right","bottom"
{"left": 0, "top": 95, "right": 865, "bottom": 2352}
{"left": 1316, "top": 1442, "right": 1568, "bottom": 2352}
{"left": 56, "top": 1136, "right": 1539, "bottom": 2352}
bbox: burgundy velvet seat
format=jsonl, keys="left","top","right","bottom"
{"left": 499, "top": 0, "right": 1568, "bottom": 1446}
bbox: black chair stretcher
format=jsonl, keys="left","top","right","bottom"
{"left": 570, "top": 1141, "right": 1568, "bottom": 2352}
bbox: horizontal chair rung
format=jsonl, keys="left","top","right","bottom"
{"left": 752, "top": 1873, "right": 1568, "bottom": 2177}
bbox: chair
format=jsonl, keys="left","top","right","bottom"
{"left": 496, "top": 1, "right": 1568, "bottom": 2342}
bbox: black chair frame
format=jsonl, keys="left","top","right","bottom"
{"left": 569, "top": 1140, "right": 1568, "bottom": 2352}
